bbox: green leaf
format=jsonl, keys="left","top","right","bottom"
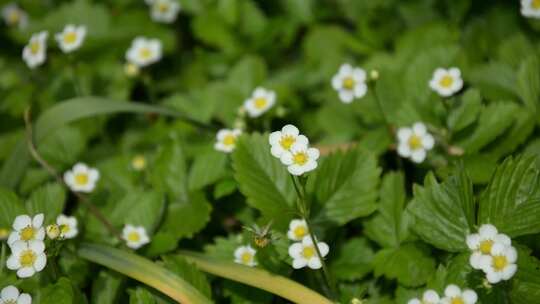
{"left": 311, "top": 148, "right": 381, "bottom": 225}
{"left": 91, "top": 271, "right": 124, "bottom": 304}
{"left": 510, "top": 247, "right": 540, "bottom": 304}
{"left": 447, "top": 89, "right": 482, "bottom": 133}
{"left": 150, "top": 140, "right": 188, "bottom": 202}
{"left": 128, "top": 288, "right": 157, "bottom": 304}
{"left": 478, "top": 155, "right": 540, "bottom": 237}
{"left": 40, "top": 277, "right": 75, "bottom": 304}
{"left": 232, "top": 133, "right": 295, "bottom": 228}
{"left": 330, "top": 237, "right": 375, "bottom": 281}
{"left": 517, "top": 55, "right": 540, "bottom": 115}
{"left": 188, "top": 149, "right": 227, "bottom": 191}
{"left": 407, "top": 169, "right": 475, "bottom": 252}
{"left": 162, "top": 255, "right": 212, "bottom": 299}
{"left": 227, "top": 55, "right": 267, "bottom": 95}
{"left": 444, "top": 253, "right": 474, "bottom": 287}
{"left": 144, "top": 232, "right": 178, "bottom": 258}
{"left": 373, "top": 243, "right": 436, "bottom": 287}
{"left": 161, "top": 191, "right": 212, "bottom": 240}
{"left": 108, "top": 190, "right": 165, "bottom": 234}
{"left": 25, "top": 182, "right": 66, "bottom": 224}
{"left": 364, "top": 172, "right": 410, "bottom": 248}
{"left": 0, "top": 188, "right": 25, "bottom": 229}
{"left": 37, "top": 126, "right": 86, "bottom": 168}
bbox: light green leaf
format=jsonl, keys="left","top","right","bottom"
{"left": 330, "top": 237, "right": 375, "bottom": 281}
{"left": 161, "top": 191, "right": 212, "bottom": 240}
{"left": 408, "top": 169, "right": 475, "bottom": 252}
{"left": 188, "top": 149, "right": 227, "bottom": 191}
{"left": 478, "top": 155, "right": 540, "bottom": 237}
{"left": 447, "top": 89, "right": 482, "bottom": 133}
{"left": 0, "top": 188, "right": 25, "bottom": 229}
{"left": 150, "top": 140, "right": 188, "bottom": 202}
{"left": 37, "top": 126, "right": 86, "bottom": 168}
{"left": 108, "top": 190, "right": 165, "bottom": 234}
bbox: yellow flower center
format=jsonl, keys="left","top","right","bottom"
{"left": 20, "top": 226, "right": 35, "bottom": 241}
{"left": 240, "top": 252, "right": 252, "bottom": 264}
{"left": 127, "top": 231, "right": 141, "bottom": 242}
{"left": 7, "top": 11, "right": 20, "bottom": 24}
{"left": 407, "top": 135, "right": 423, "bottom": 150}
{"left": 293, "top": 226, "right": 307, "bottom": 239}
{"left": 451, "top": 298, "right": 464, "bottom": 304}
{"left": 280, "top": 135, "right": 296, "bottom": 150}
{"left": 302, "top": 246, "right": 315, "bottom": 259}
{"left": 439, "top": 75, "right": 454, "bottom": 88}
{"left": 479, "top": 239, "right": 494, "bottom": 255}
{"left": 19, "top": 250, "right": 36, "bottom": 267}
{"left": 223, "top": 134, "right": 236, "bottom": 146}
{"left": 63, "top": 31, "right": 78, "bottom": 44}
{"left": 74, "top": 173, "right": 89, "bottom": 186}
{"left": 4, "top": 299, "right": 16, "bottom": 304}
{"left": 60, "top": 224, "right": 70, "bottom": 235}
{"left": 493, "top": 255, "right": 508, "bottom": 271}
{"left": 293, "top": 152, "right": 308, "bottom": 165}
{"left": 253, "top": 97, "right": 267, "bottom": 110}
{"left": 158, "top": 2, "right": 170, "bottom": 12}
{"left": 139, "top": 47, "right": 152, "bottom": 60}
{"left": 533, "top": 0, "right": 540, "bottom": 9}
{"left": 342, "top": 77, "right": 355, "bottom": 90}
{"left": 132, "top": 155, "right": 146, "bottom": 170}
{"left": 30, "top": 41, "right": 41, "bottom": 55}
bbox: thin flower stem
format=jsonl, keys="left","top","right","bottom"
{"left": 24, "top": 109, "right": 123, "bottom": 242}
{"left": 0, "top": 243, "right": 5, "bottom": 274}
{"left": 68, "top": 56, "right": 83, "bottom": 96}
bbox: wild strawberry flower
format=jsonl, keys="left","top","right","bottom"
{"left": 466, "top": 224, "right": 511, "bottom": 270}
{"left": 288, "top": 235, "right": 329, "bottom": 270}
{"left": 287, "top": 219, "right": 309, "bottom": 241}
{"left": 522, "top": 0, "right": 540, "bottom": 18}
{"left": 6, "top": 240, "right": 47, "bottom": 278}
{"left": 46, "top": 224, "right": 60, "bottom": 240}
{"left": 126, "top": 37, "right": 162, "bottom": 68}
{"left": 440, "top": 285, "right": 477, "bottom": 304}
{"left": 280, "top": 142, "right": 319, "bottom": 176}
{"left": 2, "top": 3, "right": 28, "bottom": 29}
{"left": 122, "top": 225, "right": 150, "bottom": 249}
{"left": 243, "top": 87, "right": 276, "bottom": 118}
{"left": 149, "top": 0, "right": 181, "bottom": 24}
{"left": 64, "top": 162, "right": 100, "bottom": 193}
{"left": 233, "top": 245, "right": 257, "bottom": 267}
{"left": 131, "top": 155, "right": 147, "bottom": 171}
{"left": 397, "top": 122, "right": 435, "bottom": 163}
{"left": 331, "top": 63, "right": 367, "bottom": 103}
{"left": 269, "top": 124, "right": 309, "bottom": 159}
{"left": 22, "top": 31, "right": 48, "bottom": 69}
{"left": 429, "top": 67, "right": 463, "bottom": 97}
{"left": 56, "top": 214, "right": 78, "bottom": 239}
{"left": 55, "top": 24, "right": 86, "bottom": 53}
{"left": 479, "top": 243, "right": 518, "bottom": 284}
{"left": 0, "top": 285, "right": 31, "bottom": 304}
{"left": 407, "top": 289, "right": 440, "bottom": 304}
{"left": 7, "top": 214, "right": 45, "bottom": 246}
{"left": 214, "top": 129, "right": 242, "bottom": 153}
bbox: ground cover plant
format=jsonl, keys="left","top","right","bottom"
{"left": 1, "top": 0, "right": 540, "bottom": 303}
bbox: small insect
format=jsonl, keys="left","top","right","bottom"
{"left": 243, "top": 220, "right": 278, "bottom": 248}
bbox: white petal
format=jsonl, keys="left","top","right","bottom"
{"left": 397, "top": 143, "right": 412, "bottom": 158}
{"left": 478, "top": 255, "right": 492, "bottom": 272}
{"left": 466, "top": 234, "right": 480, "bottom": 250}
{"left": 338, "top": 90, "right": 355, "bottom": 103}
{"left": 462, "top": 289, "right": 477, "bottom": 304}
{"left": 282, "top": 124, "right": 299, "bottom": 136}
{"left": 412, "top": 122, "right": 427, "bottom": 136}
{"left": 17, "top": 267, "right": 35, "bottom": 278}
{"left": 397, "top": 128, "right": 412, "bottom": 142}
{"left": 449, "top": 67, "right": 461, "bottom": 78}
{"left": 288, "top": 243, "right": 303, "bottom": 259}
{"left": 73, "top": 163, "right": 88, "bottom": 173}
{"left": 1, "top": 286, "right": 19, "bottom": 301}
{"left": 505, "top": 246, "right": 518, "bottom": 263}
{"left": 269, "top": 131, "right": 282, "bottom": 145}
{"left": 307, "top": 148, "right": 320, "bottom": 161}
{"left": 479, "top": 224, "right": 497, "bottom": 238}
{"left": 317, "top": 242, "right": 329, "bottom": 257}
{"left": 9, "top": 241, "right": 27, "bottom": 255}
{"left": 353, "top": 68, "right": 366, "bottom": 82}
{"left": 34, "top": 253, "right": 47, "bottom": 271}
{"left": 7, "top": 232, "right": 20, "bottom": 245}
{"left": 410, "top": 149, "right": 427, "bottom": 163}
{"left": 490, "top": 243, "right": 505, "bottom": 256}
{"left": 469, "top": 252, "right": 483, "bottom": 269}
{"left": 270, "top": 146, "right": 285, "bottom": 158}
{"left": 422, "top": 134, "right": 435, "bottom": 150}
{"left": 331, "top": 75, "right": 342, "bottom": 90}
{"left": 353, "top": 83, "right": 367, "bottom": 98}
{"left": 444, "top": 285, "right": 461, "bottom": 297}
{"left": 13, "top": 215, "right": 31, "bottom": 231}
{"left": 296, "top": 135, "right": 309, "bottom": 146}
{"left": 502, "top": 264, "right": 517, "bottom": 280}
{"left": 307, "top": 257, "right": 322, "bottom": 269}
{"left": 287, "top": 165, "right": 304, "bottom": 176}
{"left": 6, "top": 255, "right": 20, "bottom": 270}
{"left": 292, "top": 258, "right": 307, "bottom": 269}
{"left": 408, "top": 300, "right": 421, "bottom": 304}
{"left": 280, "top": 152, "right": 294, "bottom": 166}
{"left": 32, "top": 214, "right": 44, "bottom": 228}
{"left": 423, "top": 290, "right": 440, "bottom": 302}
{"left": 18, "top": 293, "right": 32, "bottom": 304}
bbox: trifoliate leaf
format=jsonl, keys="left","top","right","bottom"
{"left": 25, "top": 182, "right": 66, "bottom": 224}
{"left": 330, "top": 237, "right": 375, "bottom": 281}
{"left": 161, "top": 191, "right": 212, "bottom": 240}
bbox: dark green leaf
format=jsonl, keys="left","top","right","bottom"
{"left": 189, "top": 149, "right": 227, "bottom": 191}
{"left": 330, "top": 237, "right": 375, "bottom": 281}
{"left": 150, "top": 140, "right": 188, "bottom": 202}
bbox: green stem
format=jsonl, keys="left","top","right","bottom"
{"left": 68, "top": 56, "right": 83, "bottom": 96}
{"left": 0, "top": 243, "right": 6, "bottom": 274}
{"left": 370, "top": 82, "right": 393, "bottom": 138}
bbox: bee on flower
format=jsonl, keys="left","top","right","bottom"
{"left": 522, "top": 0, "right": 540, "bottom": 18}
{"left": 234, "top": 245, "right": 257, "bottom": 267}
{"left": 269, "top": 124, "right": 309, "bottom": 158}
{"left": 243, "top": 221, "right": 277, "bottom": 248}
{"left": 2, "top": 3, "right": 28, "bottom": 29}
{"left": 122, "top": 224, "right": 150, "bottom": 249}
{"left": 287, "top": 219, "right": 309, "bottom": 241}
{"left": 440, "top": 284, "right": 477, "bottom": 304}
{"left": 214, "top": 129, "right": 242, "bottom": 153}
{"left": 147, "top": 0, "right": 181, "bottom": 24}
{"left": 0, "top": 285, "right": 31, "bottom": 304}
{"left": 126, "top": 37, "right": 162, "bottom": 68}
{"left": 407, "top": 289, "right": 440, "bottom": 304}
{"left": 64, "top": 163, "right": 100, "bottom": 193}
{"left": 7, "top": 214, "right": 45, "bottom": 246}
{"left": 55, "top": 24, "right": 87, "bottom": 53}
{"left": 243, "top": 87, "right": 276, "bottom": 118}
{"left": 331, "top": 63, "right": 368, "bottom": 104}
{"left": 6, "top": 240, "right": 47, "bottom": 278}
{"left": 22, "top": 31, "right": 49, "bottom": 69}
{"left": 396, "top": 122, "right": 435, "bottom": 163}
{"left": 466, "top": 224, "right": 511, "bottom": 270}
{"left": 56, "top": 214, "right": 78, "bottom": 239}
{"left": 429, "top": 67, "right": 463, "bottom": 97}
{"left": 288, "top": 235, "right": 329, "bottom": 269}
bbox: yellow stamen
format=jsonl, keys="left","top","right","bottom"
{"left": 19, "top": 250, "right": 36, "bottom": 267}
{"left": 293, "top": 152, "right": 308, "bottom": 165}
{"left": 132, "top": 155, "right": 146, "bottom": 170}
{"left": 158, "top": 3, "right": 170, "bottom": 12}
{"left": 293, "top": 226, "right": 307, "bottom": 239}
{"left": 127, "top": 232, "right": 140, "bottom": 242}
{"left": 451, "top": 298, "right": 464, "bottom": 304}
{"left": 533, "top": 0, "right": 540, "bottom": 9}
{"left": 342, "top": 77, "right": 355, "bottom": 90}
{"left": 63, "top": 31, "right": 77, "bottom": 44}
{"left": 20, "top": 226, "right": 35, "bottom": 241}
{"left": 479, "top": 239, "right": 493, "bottom": 255}
{"left": 253, "top": 98, "right": 267, "bottom": 110}
{"left": 408, "top": 135, "right": 423, "bottom": 150}
{"left": 439, "top": 75, "right": 454, "bottom": 88}
{"left": 74, "top": 173, "right": 89, "bottom": 186}
{"left": 493, "top": 255, "right": 508, "bottom": 271}
{"left": 7, "top": 11, "right": 20, "bottom": 25}
{"left": 30, "top": 41, "right": 40, "bottom": 54}
{"left": 223, "top": 134, "right": 236, "bottom": 146}
{"left": 59, "top": 224, "right": 70, "bottom": 235}
{"left": 302, "top": 246, "right": 315, "bottom": 258}
{"left": 139, "top": 47, "right": 152, "bottom": 60}
{"left": 280, "top": 135, "right": 295, "bottom": 150}
{"left": 241, "top": 252, "right": 252, "bottom": 264}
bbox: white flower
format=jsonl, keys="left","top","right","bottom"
{"left": 22, "top": 31, "right": 48, "bottom": 69}
{"left": 233, "top": 245, "right": 257, "bottom": 267}
{"left": 429, "top": 67, "right": 463, "bottom": 97}
{"left": 331, "top": 63, "right": 367, "bottom": 103}
{"left": 55, "top": 24, "right": 86, "bottom": 53}
{"left": 440, "top": 285, "right": 477, "bottom": 304}
{"left": 280, "top": 143, "right": 319, "bottom": 176}
{"left": 478, "top": 243, "right": 518, "bottom": 284}
{"left": 2, "top": 3, "right": 28, "bottom": 29}
{"left": 6, "top": 240, "right": 47, "bottom": 278}
{"left": 122, "top": 225, "right": 150, "bottom": 249}
{"left": 243, "top": 87, "right": 276, "bottom": 118}
{"left": 407, "top": 290, "right": 440, "bottom": 304}
{"left": 0, "top": 285, "right": 31, "bottom": 304}
{"left": 214, "top": 129, "right": 241, "bottom": 153}
{"left": 288, "top": 235, "right": 329, "bottom": 270}
{"left": 522, "top": 0, "right": 540, "bottom": 18}
{"left": 397, "top": 122, "right": 435, "bottom": 163}
{"left": 287, "top": 219, "right": 309, "bottom": 241}
{"left": 466, "top": 224, "right": 511, "bottom": 270}
{"left": 7, "top": 214, "right": 45, "bottom": 246}
{"left": 269, "top": 125, "right": 309, "bottom": 159}
{"left": 63, "top": 163, "right": 100, "bottom": 193}
{"left": 56, "top": 214, "right": 78, "bottom": 239}
{"left": 126, "top": 37, "right": 162, "bottom": 68}
{"left": 150, "top": 0, "right": 181, "bottom": 23}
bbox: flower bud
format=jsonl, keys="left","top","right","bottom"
{"left": 124, "top": 62, "right": 140, "bottom": 78}
{"left": 0, "top": 228, "right": 9, "bottom": 240}
{"left": 131, "top": 155, "right": 146, "bottom": 171}
{"left": 46, "top": 224, "right": 60, "bottom": 240}
{"left": 369, "top": 69, "right": 379, "bottom": 81}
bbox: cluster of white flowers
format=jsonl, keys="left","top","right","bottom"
{"left": 2, "top": 3, "right": 28, "bottom": 29}
{"left": 6, "top": 214, "right": 46, "bottom": 278}
{"left": 64, "top": 162, "right": 100, "bottom": 193}
{"left": 269, "top": 124, "right": 319, "bottom": 176}
{"left": 0, "top": 285, "right": 31, "bottom": 304}
{"left": 397, "top": 122, "right": 435, "bottom": 163}
{"left": 243, "top": 87, "right": 276, "bottom": 118}
{"left": 286, "top": 219, "right": 329, "bottom": 270}
{"left": 126, "top": 37, "right": 163, "bottom": 68}
{"left": 408, "top": 285, "right": 477, "bottom": 304}
{"left": 522, "top": 0, "right": 540, "bottom": 18}
{"left": 214, "top": 129, "right": 242, "bottom": 153}
{"left": 122, "top": 224, "right": 150, "bottom": 249}
{"left": 146, "top": 0, "right": 181, "bottom": 23}
{"left": 429, "top": 67, "right": 463, "bottom": 97}
{"left": 234, "top": 245, "right": 257, "bottom": 267}
{"left": 466, "top": 224, "right": 517, "bottom": 284}
{"left": 332, "top": 63, "right": 368, "bottom": 103}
